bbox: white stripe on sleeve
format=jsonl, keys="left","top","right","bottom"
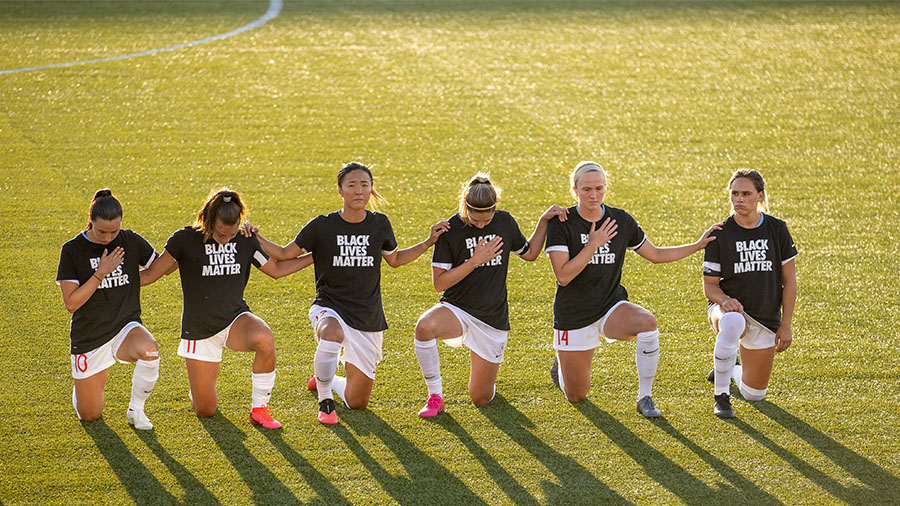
{"left": 254, "top": 250, "right": 269, "bottom": 267}
{"left": 545, "top": 245, "right": 569, "bottom": 254}
{"left": 781, "top": 255, "right": 796, "bottom": 266}
{"left": 56, "top": 279, "right": 80, "bottom": 286}
{"left": 432, "top": 262, "right": 452, "bottom": 271}
{"left": 702, "top": 261, "right": 721, "bottom": 274}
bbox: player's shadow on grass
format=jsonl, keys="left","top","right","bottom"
{"left": 337, "top": 408, "right": 488, "bottom": 505}
{"left": 479, "top": 395, "right": 630, "bottom": 505}
{"left": 741, "top": 400, "right": 900, "bottom": 504}
{"left": 81, "top": 419, "right": 178, "bottom": 506}
{"left": 199, "top": 413, "right": 302, "bottom": 505}
{"left": 261, "top": 429, "right": 351, "bottom": 506}
{"left": 433, "top": 412, "right": 540, "bottom": 506}
{"left": 133, "top": 429, "right": 220, "bottom": 505}
{"left": 574, "top": 400, "right": 781, "bottom": 505}
{"left": 651, "top": 418, "right": 782, "bottom": 505}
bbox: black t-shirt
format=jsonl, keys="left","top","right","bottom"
{"left": 294, "top": 211, "right": 398, "bottom": 332}
{"left": 432, "top": 211, "right": 529, "bottom": 331}
{"left": 56, "top": 230, "right": 157, "bottom": 354}
{"left": 545, "top": 205, "right": 646, "bottom": 330}
{"left": 703, "top": 214, "right": 797, "bottom": 332}
{"left": 165, "top": 227, "right": 269, "bottom": 340}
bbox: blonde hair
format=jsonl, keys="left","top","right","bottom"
{"left": 729, "top": 169, "right": 768, "bottom": 213}
{"left": 458, "top": 173, "right": 500, "bottom": 224}
{"left": 337, "top": 161, "right": 387, "bottom": 210}
{"left": 570, "top": 161, "right": 607, "bottom": 198}
{"left": 193, "top": 187, "right": 247, "bottom": 240}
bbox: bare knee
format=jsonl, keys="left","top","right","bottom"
{"left": 415, "top": 318, "right": 439, "bottom": 341}
{"left": 565, "top": 389, "right": 588, "bottom": 403}
{"left": 469, "top": 386, "right": 495, "bottom": 406}
{"left": 249, "top": 330, "right": 275, "bottom": 355}
{"left": 637, "top": 312, "right": 658, "bottom": 334}
{"left": 79, "top": 408, "right": 103, "bottom": 421}
{"left": 193, "top": 404, "right": 217, "bottom": 418}
{"left": 346, "top": 398, "right": 369, "bottom": 410}
{"left": 137, "top": 343, "right": 160, "bottom": 361}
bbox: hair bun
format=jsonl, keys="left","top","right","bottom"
{"left": 93, "top": 188, "right": 113, "bottom": 199}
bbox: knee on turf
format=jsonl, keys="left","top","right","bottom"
{"left": 739, "top": 383, "right": 767, "bottom": 401}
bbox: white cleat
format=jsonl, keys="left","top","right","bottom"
{"left": 127, "top": 408, "right": 153, "bottom": 430}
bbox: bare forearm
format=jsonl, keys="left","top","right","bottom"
{"left": 643, "top": 242, "right": 703, "bottom": 264}
{"left": 521, "top": 219, "right": 550, "bottom": 262}
{"left": 433, "top": 260, "right": 479, "bottom": 292}
{"left": 781, "top": 278, "right": 797, "bottom": 325}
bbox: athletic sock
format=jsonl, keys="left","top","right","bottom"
{"left": 635, "top": 330, "right": 660, "bottom": 399}
{"left": 556, "top": 352, "right": 569, "bottom": 399}
{"left": 129, "top": 359, "right": 159, "bottom": 411}
{"left": 414, "top": 338, "right": 442, "bottom": 396}
{"left": 732, "top": 364, "right": 744, "bottom": 391}
{"left": 713, "top": 312, "right": 745, "bottom": 395}
{"left": 251, "top": 370, "right": 276, "bottom": 408}
{"left": 332, "top": 375, "right": 347, "bottom": 401}
{"left": 314, "top": 340, "right": 343, "bottom": 402}
{"left": 72, "top": 386, "right": 81, "bottom": 419}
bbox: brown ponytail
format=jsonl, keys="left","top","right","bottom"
{"left": 193, "top": 188, "right": 247, "bottom": 240}
{"left": 458, "top": 173, "right": 499, "bottom": 224}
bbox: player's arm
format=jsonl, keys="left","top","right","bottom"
{"left": 140, "top": 250, "right": 178, "bottom": 286}
{"left": 775, "top": 259, "right": 797, "bottom": 352}
{"left": 240, "top": 222, "right": 305, "bottom": 261}
{"left": 258, "top": 253, "right": 314, "bottom": 279}
{"left": 384, "top": 220, "right": 450, "bottom": 268}
{"left": 547, "top": 219, "right": 617, "bottom": 286}
{"left": 703, "top": 275, "right": 743, "bottom": 313}
{"left": 60, "top": 247, "right": 125, "bottom": 313}
{"left": 432, "top": 236, "right": 503, "bottom": 292}
{"left": 520, "top": 205, "right": 568, "bottom": 262}
{"left": 634, "top": 222, "right": 722, "bottom": 264}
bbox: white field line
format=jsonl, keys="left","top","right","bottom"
{"left": 0, "top": 0, "right": 282, "bottom": 75}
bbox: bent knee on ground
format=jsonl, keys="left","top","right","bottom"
{"left": 345, "top": 398, "right": 369, "bottom": 410}
{"left": 193, "top": 404, "right": 217, "bottom": 418}
{"left": 565, "top": 389, "right": 589, "bottom": 403}
{"left": 78, "top": 408, "right": 103, "bottom": 421}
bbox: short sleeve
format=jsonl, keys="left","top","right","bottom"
{"left": 432, "top": 233, "right": 452, "bottom": 271}
{"left": 56, "top": 245, "right": 79, "bottom": 285}
{"left": 381, "top": 215, "right": 398, "bottom": 254}
{"left": 702, "top": 230, "right": 722, "bottom": 277}
{"left": 250, "top": 235, "right": 269, "bottom": 268}
{"left": 508, "top": 215, "right": 529, "bottom": 256}
{"left": 294, "top": 216, "right": 319, "bottom": 253}
{"left": 165, "top": 229, "right": 186, "bottom": 262}
{"left": 134, "top": 232, "right": 158, "bottom": 267}
{"left": 626, "top": 215, "right": 646, "bottom": 250}
{"left": 779, "top": 222, "right": 798, "bottom": 265}
{"left": 545, "top": 216, "right": 569, "bottom": 254}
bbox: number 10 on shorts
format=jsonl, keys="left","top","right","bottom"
{"left": 556, "top": 330, "right": 568, "bottom": 346}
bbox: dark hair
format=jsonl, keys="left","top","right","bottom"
{"left": 193, "top": 188, "right": 246, "bottom": 240}
{"left": 458, "top": 173, "right": 499, "bottom": 224}
{"left": 86, "top": 188, "right": 123, "bottom": 230}
{"left": 728, "top": 169, "right": 768, "bottom": 212}
{"left": 337, "top": 161, "right": 386, "bottom": 208}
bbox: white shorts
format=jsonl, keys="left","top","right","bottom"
{"left": 708, "top": 305, "right": 777, "bottom": 350}
{"left": 434, "top": 302, "right": 508, "bottom": 364}
{"left": 552, "top": 300, "right": 628, "bottom": 351}
{"left": 177, "top": 311, "right": 251, "bottom": 363}
{"left": 309, "top": 305, "right": 382, "bottom": 379}
{"left": 71, "top": 321, "right": 144, "bottom": 379}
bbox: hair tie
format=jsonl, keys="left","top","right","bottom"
{"left": 223, "top": 196, "right": 232, "bottom": 203}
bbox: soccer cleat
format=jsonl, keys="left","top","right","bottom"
{"left": 127, "top": 408, "right": 153, "bottom": 430}
{"left": 714, "top": 393, "right": 735, "bottom": 418}
{"left": 418, "top": 393, "right": 445, "bottom": 418}
{"left": 550, "top": 357, "right": 561, "bottom": 389}
{"left": 707, "top": 356, "right": 741, "bottom": 383}
{"left": 318, "top": 399, "right": 338, "bottom": 425}
{"left": 307, "top": 374, "right": 317, "bottom": 391}
{"left": 250, "top": 406, "right": 282, "bottom": 429}
{"left": 636, "top": 396, "right": 662, "bottom": 418}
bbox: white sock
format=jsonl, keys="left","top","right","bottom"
{"left": 414, "top": 338, "right": 442, "bottom": 396}
{"left": 129, "top": 359, "right": 159, "bottom": 411}
{"left": 732, "top": 364, "right": 744, "bottom": 391}
{"left": 314, "top": 340, "right": 343, "bottom": 402}
{"left": 635, "top": 330, "right": 660, "bottom": 399}
{"left": 251, "top": 370, "right": 276, "bottom": 408}
{"left": 714, "top": 312, "right": 745, "bottom": 395}
{"left": 332, "top": 375, "right": 347, "bottom": 401}
{"left": 72, "top": 386, "right": 81, "bottom": 420}
{"left": 555, "top": 352, "right": 569, "bottom": 399}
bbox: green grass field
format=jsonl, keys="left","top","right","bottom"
{"left": 1, "top": 0, "right": 899, "bottom": 504}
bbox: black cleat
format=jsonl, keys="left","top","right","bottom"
{"left": 714, "top": 393, "right": 734, "bottom": 418}
{"left": 550, "top": 356, "right": 560, "bottom": 389}
{"left": 637, "top": 396, "right": 662, "bottom": 418}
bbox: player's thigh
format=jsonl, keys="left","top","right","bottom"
{"left": 226, "top": 313, "right": 274, "bottom": 353}
{"left": 343, "top": 363, "right": 375, "bottom": 410}
{"left": 602, "top": 302, "right": 657, "bottom": 341}
{"left": 468, "top": 350, "right": 500, "bottom": 405}
{"left": 116, "top": 326, "right": 158, "bottom": 362}
{"left": 740, "top": 346, "right": 776, "bottom": 390}
{"left": 708, "top": 304, "right": 726, "bottom": 334}
{"left": 316, "top": 317, "right": 346, "bottom": 344}
{"left": 185, "top": 358, "right": 220, "bottom": 415}
{"left": 559, "top": 349, "right": 594, "bottom": 401}
{"left": 416, "top": 305, "right": 463, "bottom": 341}
{"left": 74, "top": 369, "right": 109, "bottom": 420}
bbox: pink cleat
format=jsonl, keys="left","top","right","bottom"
{"left": 249, "top": 406, "right": 282, "bottom": 429}
{"left": 318, "top": 399, "right": 338, "bottom": 425}
{"left": 418, "top": 394, "right": 445, "bottom": 418}
{"left": 307, "top": 374, "right": 317, "bottom": 391}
